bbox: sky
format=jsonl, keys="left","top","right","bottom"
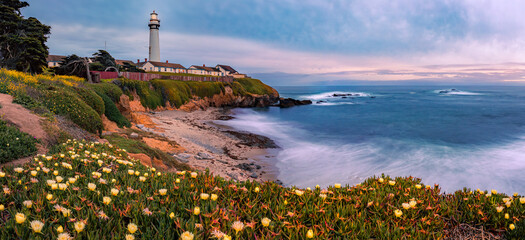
{"left": 22, "top": 0, "right": 525, "bottom": 85}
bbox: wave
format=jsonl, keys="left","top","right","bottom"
{"left": 434, "top": 89, "right": 483, "bottom": 95}
{"left": 300, "top": 91, "right": 372, "bottom": 100}
{"left": 313, "top": 102, "right": 355, "bottom": 106}
{"left": 220, "top": 109, "right": 525, "bottom": 194}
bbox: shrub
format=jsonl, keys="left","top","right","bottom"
{"left": 96, "top": 92, "right": 131, "bottom": 128}
{"left": 40, "top": 89, "right": 103, "bottom": 134}
{"left": 74, "top": 87, "right": 105, "bottom": 116}
{"left": 88, "top": 83, "right": 123, "bottom": 102}
{"left": 0, "top": 119, "right": 38, "bottom": 163}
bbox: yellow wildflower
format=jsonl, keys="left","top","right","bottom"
{"left": 128, "top": 223, "right": 138, "bottom": 234}
{"left": 170, "top": 212, "right": 175, "bottom": 219}
{"left": 74, "top": 221, "right": 85, "bottom": 232}
{"left": 0, "top": 172, "right": 5, "bottom": 177}
{"left": 389, "top": 180, "right": 396, "bottom": 186}
{"left": 31, "top": 171, "right": 37, "bottom": 176}
{"left": 126, "top": 234, "right": 135, "bottom": 240}
{"left": 409, "top": 200, "right": 417, "bottom": 208}
{"left": 415, "top": 184, "right": 422, "bottom": 189}
{"left": 128, "top": 170, "right": 134, "bottom": 175}
{"left": 295, "top": 190, "right": 304, "bottom": 196}
{"left": 180, "top": 231, "right": 194, "bottom": 240}
{"left": 47, "top": 194, "right": 53, "bottom": 200}
{"left": 15, "top": 213, "right": 26, "bottom": 224}
{"left": 200, "top": 193, "right": 209, "bottom": 200}
{"left": 223, "top": 235, "right": 231, "bottom": 240}
{"left": 176, "top": 178, "right": 181, "bottom": 183}
{"left": 232, "top": 221, "right": 244, "bottom": 233}
{"left": 103, "top": 196, "right": 111, "bottom": 205}
{"left": 88, "top": 183, "right": 96, "bottom": 191}
{"left": 520, "top": 197, "right": 525, "bottom": 204}
{"left": 68, "top": 178, "right": 76, "bottom": 184}
{"left": 56, "top": 176, "right": 63, "bottom": 182}
{"left": 0, "top": 204, "right": 4, "bottom": 211}
{"left": 378, "top": 177, "right": 384, "bottom": 183}
{"left": 510, "top": 224, "right": 515, "bottom": 230}
{"left": 159, "top": 189, "right": 167, "bottom": 196}
{"left": 306, "top": 229, "right": 314, "bottom": 238}
{"left": 394, "top": 209, "right": 403, "bottom": 218}
{"left": 334, "top": 183, "right": 341, "bottom": 188}
{"left": 30, "top": 220, "right": 44, "bottom": 233}
{"left": 211, "top": 194, "right": 218, "bottom": 201}
{"left": 191, "top": 172, "right": 198, "bottom": 178}
{"left": 56, "top": 225, "right": 64, "bottom": 233}
{"left": 505, "top": 213, "right": 509, "bottom": 219}
{"left": 261, "top": 217, "right": 271, "bottom": 227}
{"left": 254, "top": 187, "right": 260, "bottom": 193}
{"left": 57, "top": 233, "right": 72, "bottom": 240}
{"left": 23, "top": 200, "right": 32, "bottom": 208}
{"left": 402, "top": 203, "right": 410, "bottom": 210}
{"left": 14, "top": 167, "right": 23, "bottom": 173}
{"left": 496, "top": 206, "right": 504, "bottom": 212}
{"left": 193, "top": 207, "right": 200, "bottom": 215}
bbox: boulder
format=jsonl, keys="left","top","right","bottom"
{"left": 195, "top": 152, "right": 214, "bottom": 160}
{"left": 130, "top": 132, "right": 139, "bottom": 139}
{"left": 277, "top": 98, "right": 312, "bottom": 108}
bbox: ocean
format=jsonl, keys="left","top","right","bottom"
{"left": 218, "top": 86, "right": 525, "bottom": 194}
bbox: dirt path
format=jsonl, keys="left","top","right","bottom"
{"left": 0, "top": 93, "right": 48, "bottom": 166}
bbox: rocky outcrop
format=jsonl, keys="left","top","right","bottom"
{"left": 276, "top": 98, "right": 312, "bottom": 108}
{"left": 179, "top": 86, "right": 280, "bottom": 112}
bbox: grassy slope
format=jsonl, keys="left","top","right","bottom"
{"left": 0, "top": 140, "right": 522, "bottom": 239}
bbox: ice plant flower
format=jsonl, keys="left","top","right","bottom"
{"left": 14, "top": 167, "right": 23, "bottom": 173}
{"left": 510, "top": 224, "right": 515, "bottom": 230}
{"left": 505, "top": 213, "right": 509, "bottom": 219}
{"left": 176, "top": 178, "right": 181, "bottom": 183}
{"left": 415, "top": 184, "right": 422, "bottom": 189}
{"left": 193, "top": 207, "right": 200, "bottom": 215}
{"left": 491, "top": 189, "right": 497, "bottom": 194}
{"left": 394, "top": 209, "right": 403, "bottom": 218}
{"left": 409, "top": 200, "right": 417, "bottom": 208}
{"left": 0, "top": 204, "right": 4, "bottom": 211}
{"left": 200, "top": 193, "right": 209, "bottom": 200}
{"left": 0, "top": 171, "right": 5, "bottom": 177}
{"left": 334, "top": 183, "right": 341, "bottom": 188}
{"left": 295, "top": 190, "right": 304, "bottom": 196}
{"left": 261, "top": 217, "right": 271, "bottom": 227}
{"left": 103, "top": 196, "right": 111, "bottom": 205}
{"left": 128, "top": 170, "right": 134, "bottom": 175}
{"left": 191, "top": 172, "right": 198, "bottom": 178}
{"left": 31, "top": 170, "right": 37, "bottom": 176}
{"left": 223, "top": 235, "right": 231, "bottom": 240}
{"left": 170, "top": 212, "right": 175, "bottom": 219}
{"left": 389, "top": 180, "right": 396, "bottom": 186}
{"left": 211, "top": 194, "right": 218, "bottom": 201}
{"left": 128, "top": 223, "right": 138, "bottom": 234}
{"left": 402, "top": 203, "right": 410, "bottom": 210}
{"left": 126, "top": 234, "right": 135, "bottom": 240}
{"left": 30, "top": 220, "right": 44, "bottom": 233}
{"left": 232, "top": 221, "right": 244, "bottom": 233}
{"left": 56, "top": 176, "right": 63, "bottom": 182}
{"left": 47, "top": 194, "right": 53, "bottom": 200}
{"left": 87, "top": 183, "right": 96, "bottom": 191}
{"left": 378, "top": 177, "right": 384, "bottom": 183}
{"left": 57, "top": 233, "right": 72, "bottom": 240}
{"left": 23, "top": 200, "right": 32, "bottom": 208}
{"left": 74, "top": 221, "right": 85, "bottom": 232}
{"left": 254, "top": 187, "right": 260, "bottom": 193}
{"left": 15, "top": 213, "right": 26, "bottom": 224}
{"left": 520, "top": 197, "right": 525, "bottom": 204}
{"left": 319, "top": 193, "right": 327, "bottom": 199}
{"left": 111, "top": 188, "right": 120, "bottom": 196}
{"left": 496, "top": 206, "right": 504, "bottom": 212}
{"left": 68, "top": 178, "right": 76, "bottom": 184}
{"left": 57, "top": 225, "right": 64, "bottom": 233}
{"left": 306, "top": 229, "right": 314, "bottom": 238}
{"left": 180, "top": 231, "right": 194, "bottom": 240}
{"left": 159, "top": 189, "right": 167, "bottom": 195}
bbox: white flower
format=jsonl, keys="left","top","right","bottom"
{"left": 30, "top": 220, "right": 44, "bottom": 233}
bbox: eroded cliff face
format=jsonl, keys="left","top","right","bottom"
{"left": 117, "top": 86, "right": 280, "bottom": 115}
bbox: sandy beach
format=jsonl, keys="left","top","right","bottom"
{"left": 143, "top": 108, "right": 280, "bottom": 183}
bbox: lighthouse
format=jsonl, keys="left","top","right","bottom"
{"left": 148, "top": 11, "right": 160, "bottom": 62}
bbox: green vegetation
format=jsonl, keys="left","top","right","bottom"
{"left": 40, "top": 88, "right": 103, "bottom": 134}
{"left": 87, "top": 82, "right": 123, "bottom": 102}
{"left": 115, "top": 78, "right": 164, "bottom": 109}
{"left": 0, "top": 139, "right": 523, "bottom": 239}
{"left": 0, "top": 119, "right": 38, "bottom": 163}
{"left": 74, "top": 87, "right": 105, "bottom": 116}
{"left": 234, "top": 78, "right": 276, "bottom": 95}
{"left": 96, "top": 92, "right": 130, "bottom": 128}
{"left": 103, "top": 133, "right": 189, "bottom": 170}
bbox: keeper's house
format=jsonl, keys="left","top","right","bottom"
{"left": 46, "top": 55, "right": 66, "bottom": 68}
{"left": 139, "top": 60, "right": 186, "bottom": 73}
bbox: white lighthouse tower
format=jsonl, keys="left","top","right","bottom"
{"left": 148, "top": 11, "right": 160, "bottom": 62}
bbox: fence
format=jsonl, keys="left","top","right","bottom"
{"left": 120, "top": 72, "right": 234, "bottom": 83}
{"left": 90, "top": 71, "right": 118, "bottom": 79}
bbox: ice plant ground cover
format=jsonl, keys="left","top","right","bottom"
{"left": 0, "top": 140, "right": 524, "bottom": 239}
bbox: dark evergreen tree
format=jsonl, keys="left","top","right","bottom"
{"left": 0, "top": 0, "right": 51, "bottom": 73}
{"left": 93, "top": 50, "right": 116, "bottom": 70}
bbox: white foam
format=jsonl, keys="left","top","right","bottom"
{"left": 300, "top": 91, "right": 371, "bottom": 100}
{"left": 221, "top": 109, "right": 525, "bottom": 194}
{"left": 313, "top": 102, "right": 355, "bottom": 106}
{"left": 434, "top": 89, "right": 483, "bottom": 95}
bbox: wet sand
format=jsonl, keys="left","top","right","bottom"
{"left": 145, "top": 108, "right": 280, "bottom": 183}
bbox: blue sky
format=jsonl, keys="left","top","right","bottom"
{"left": 23, "top": 0, "right": 525, "bottom": 85}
